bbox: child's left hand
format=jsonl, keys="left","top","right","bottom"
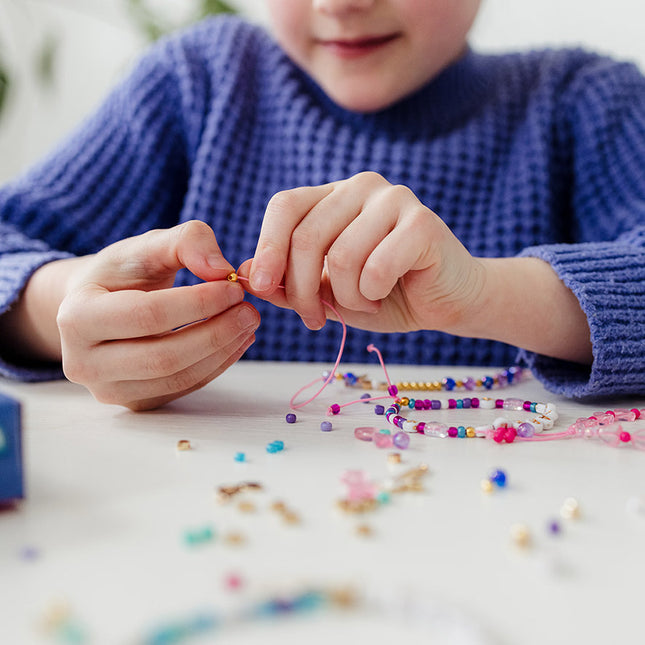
{"left": 237, "top": 171, "right": 486, "bottom": 336}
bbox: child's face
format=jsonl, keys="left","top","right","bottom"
{"left": 266, "top": 0, "right": 482, "bottom": 113}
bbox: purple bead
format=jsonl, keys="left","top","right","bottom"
{"left": 463, "top": 377, "right": 476, "bottom": 391}
{"left": 393, "top": 432, "right": 410, "bottom": 449}
{"left": 360, "top": 393, "right": 371, "bottom": 403}
{"left": 548, "top": 519, "right": 561, "bottom": 535}
{"left": 320, "top": 421, "right": 333, "bottom": 432}
{"left": 448, "top": 427, "right": 458, "bottom": 438}
{"left": 286, "top": 413, "right": 297, "bottom": 424}
{"left": 462, "top": 398, "right": 471, "bottom": 408}
{"left": 431, "top": 400, "right": 441, "bottom": 410}
{"left": 517, "top": 422, "right": 535, "bottom": 438}
{"left": 374, "top": 405, "right": 385, "bottom": 415}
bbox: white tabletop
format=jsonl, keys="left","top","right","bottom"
{"left": 1, "top": 361, "right": 644, "bottom": 645}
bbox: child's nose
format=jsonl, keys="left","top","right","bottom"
{"left": 313, "top": 0, "right": 376, "bottom": 16}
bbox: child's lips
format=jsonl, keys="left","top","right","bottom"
{"left": 317, "top": 33, "right": 400, "bottom": 58}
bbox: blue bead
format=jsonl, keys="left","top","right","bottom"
{"left": 490, "top": 469, "right": 507, "bottom": 487}
{"left": 320, "top": 421, "right": 332, "bottom": 432}
{"left": 285, "top": 413, "right": 297, "bottom": 424}
{"left": 483, "top": 376, "right": 494, "bottom": 389}
{"left": 234, "top": 452, "right": 246, "bottom": 462}
{"left": 443, "top": 378, "right": 456, "bottom": 391}
{"left": 457, "top": 426, "right": 466, "bottom": 438}
{"left": 344, "top": 372, "right": 357, "bottom": 385}
{"left": 456, "top": 399, "right": 463, "bottom": 409}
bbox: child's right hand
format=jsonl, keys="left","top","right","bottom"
{"left": 3, "top": 221, "right": 260, "bottom": 410}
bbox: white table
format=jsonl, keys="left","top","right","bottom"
{"left": 1, "top": 361, "right": 644, "bottom": 645}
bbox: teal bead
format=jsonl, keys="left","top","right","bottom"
{"left": 457, "top": 426, "right": 466, "bottom": 438}
{"left": 408, "top": 399, "right": 415, "bottom": 409}
{"left": 456, "top": 399, "right": 463, "bottom": 409}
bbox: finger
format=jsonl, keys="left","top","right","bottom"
{"left": 68, "top": 302, "right": 260, "bottom": 382}
{"left": 105, "top": 331, "right": 258, "bottom": 411}
{"left": 59, "top": 279, "right": 247, "bottom": 343}
{"left": 249, "top": 183, "right": 336, "bottom": 294}
{"left": 85, "top": 220, "right": 234, "bottom": 290}
{"left": 360, "top": 205, "right": 446, "bottom": 301}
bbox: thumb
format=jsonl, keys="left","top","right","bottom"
{"left": 87, "top": 221, "right": 234, "bottom": 290}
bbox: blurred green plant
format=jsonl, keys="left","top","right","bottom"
{"left": 0, "top": 0, "right": 236, "bottom": 121}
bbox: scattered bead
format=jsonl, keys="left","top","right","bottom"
{"left": 184, "top": 525, "right": 215, "bottom": 547}
{"left": 237, "top": 500, "right": 256, "bottom": 513}
{"left": 285, "top": 413, "right": 297, "bottom": 424}
{"left": 387, "top": 452, "right": 402, "bottom": 465}
{"left": 176, "top": 439, "right": 191, "bottom": 451}
{"left": 223, "top": 531, "right": 245, "bottom": 546}
{"left": 480, "top": 479, "right": 494, "bottom": 494}
{"left": 355, "top": 524, "right": 373, "bottom": 537}
{"left": 224, "top": 573, "right": 244, "bottom": 591}
{"left": 560, "top": 497, "right": 581, "bottom": 520}
{"left": 374, "top": 405, "right": 385, "bottom": 415}
{"left": 19, "top": 546, "right": 40, "bottom": 561}
{"left": 354, "top": 426, "right": 376, "bottom": 442}
{"left": 489, "top": 469, "right": 507, "bottom": 488}
{"left": 320, "top": 421, "right": 333, "bottom": 432}
{"left": 547, "top": 519, "right": 561, "bottom": 535}
{"left": 374, "top": 432, "right": 393, "bottom": 449}
{"left": 216, "top": 481, "right": 263, "bottom": 503}
{"left": 360, "top": 393, "right": 371, "bottom": 403}
{"left": 266, "top": 440, "right": 285, "bottom": 453}
{"left": 510, "top": 523, "right": 531, "bottom": 548}
{"left": 392, "top": 432, "right": 410, "bottom": 450}
{"left": 376, "top": 491, "right": 391, "bottom": 504}
{"left": 234, "top": 452, "right": 246, "bottom": 463}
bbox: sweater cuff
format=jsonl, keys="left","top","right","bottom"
{"left": 0, "top": 251, "right": 72, "bottom": 382}
{"left": 518, "top": 242, "right": 645, "bottom": 399}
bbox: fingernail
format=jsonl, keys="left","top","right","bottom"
{"left": 303, "top": 317, "right": 323, "bottom": 331}
{"left": 238, "top": 307, "right": 258, "bottom": 330}
{"left": 208, "top": 255, "right": 232, "bottom": 271}
{"left": 250, "top": 270, "right": 272, "bottom": 292}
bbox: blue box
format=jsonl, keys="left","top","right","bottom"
{"left": 0, "top": 392, "right": 23, "bottom": 503}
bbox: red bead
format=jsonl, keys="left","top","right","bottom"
{"left": 619, "top": 431, "right": 631, "bottom": 443}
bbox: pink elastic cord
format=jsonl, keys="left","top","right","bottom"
{"left": 234, "top": 275, "right": 348, "bottom": 409}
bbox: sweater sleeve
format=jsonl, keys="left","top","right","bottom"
{"left": 0, "top": 36, "right": 191, "bottom": 381}
{"left": 518, "top": 57, "right": 645, "bottom": 399}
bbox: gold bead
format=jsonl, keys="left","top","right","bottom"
{"left": 400, "top": 382, "right": 410, "bottom": 390}
{"left": 226, "top": 272, "right": 238, "bottom": 282}
{"left": 466, "top": 427, "right": 476, "bottom": 438}
{"left": 476, "top": 379, "right": 483, "bottom": 387}
{"left": 388, "top": 452, "right": 402, "bottom": 465}
{"left": 425, "top": 382, "right": 434, "bottom": 390}
{"left": 400, "top": 397, "right": 410, "bottom": 406}
{"left": 411, "top": 382, "right": 420, "bottom": 391}
{"left": 456, "top": 380, "right": 463, "bottom": 388}
{"left": 432, "top": 381, "right": 442, "bottom": 390}
{"left": 356, "top": 524, "right": 373, "bottom": 537}
{"left": 510, "top": 523, "right": 531, "bottom": 548}
{"left": 177, "top": 439, "right": 191, "bottom": 451}
{"left": 480, "top": 479, "right": 494, "bottom": 494}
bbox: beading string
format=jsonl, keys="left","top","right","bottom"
{"left": 229, "top": 273, "right": 347, "bottom": 409}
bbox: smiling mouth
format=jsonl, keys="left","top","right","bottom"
{"left": 317, "top": 33, "right": 400, "bottom": 58}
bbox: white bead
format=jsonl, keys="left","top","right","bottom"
{"left": 540, "top": 415, "right": 554, "bottom": 430}
{"left": 535, "top": 403, "right": 546, "bottom": 414}
{"left": 402, "top": 420, "right": 417, "bottom": 433}
{"left": 493, "top": 416, "right": 509, "bottom": 428}
{"left": 479, "top": 397, "right": 495, "bottom": 409}
{"left": 441, "top": 399, "right": 450, "bottom": 409}
{"left": 531, "top": 417, "right": 545, "bottom": 433}
{"left": 474, "top": 424, "right": 493, "bottom": 437}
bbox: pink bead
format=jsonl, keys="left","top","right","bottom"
{"left": 614, "top": 409, "right": 637, "bottom": 422}
{"left": 619, "top": 431, "right": 632, "bottom": 443}
{"left": 505, "top": 428, "right": 517, "bottom": 443}
{"left": 493, "top": 428, "right": 506, "bottom": 443}
{"left": 631, "top": 408, "right": 641, "bottom": 419}
{"left": 598, "top": 425, "right": 621, "bottom": 447}
{"left": 329, "top": 403, "right": 341, "bottom": 415}
{"left": 374, "top": 432, "right": 393, "bottom": 449}
{"left": 416, "top": 422, "right": 426, "bottom": 434}
{"left": 354, "top": 426, "right": 376, "bottom": 442}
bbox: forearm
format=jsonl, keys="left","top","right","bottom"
{"left": 457, "top": 256, "right": 592, "bottom": 365}
{"left": 0, "top": 258, "right": 83, "bottom": 363}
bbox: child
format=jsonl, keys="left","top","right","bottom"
{"left": 0, "top": 0, "right": 644, "bottom": 410}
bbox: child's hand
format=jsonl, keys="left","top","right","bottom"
{"left": 27, "top": 222, "right": 259, "bottom": 410}
{"left": 240, "top": 172, "right": 485, "bottom": 336}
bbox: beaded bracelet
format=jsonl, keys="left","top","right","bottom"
{"left": 381, "top": 396, "right": 558, "bottom": 443}
{"left": 336, "top": 365, "right": 525, "bottom": 393}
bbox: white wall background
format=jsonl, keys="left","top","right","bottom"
{"left": 1, "top": 0, "right": 644, "bottom": 183}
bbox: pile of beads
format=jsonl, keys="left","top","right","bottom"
{"left": 336, "top": 365, "right": 525, "bottom": 393}
{"left": 353, "top": 426, "right": 410, "bottom": 450}
{"left": 383, "top": 397, "right": 558, "bottom": 443}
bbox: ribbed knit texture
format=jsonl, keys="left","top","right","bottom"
{"left": 1, "top": 16, "right": 645, "bottom": 398}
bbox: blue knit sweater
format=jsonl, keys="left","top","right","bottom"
{"left": 1, "top": 16, "right": 645, "bottom": 398}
